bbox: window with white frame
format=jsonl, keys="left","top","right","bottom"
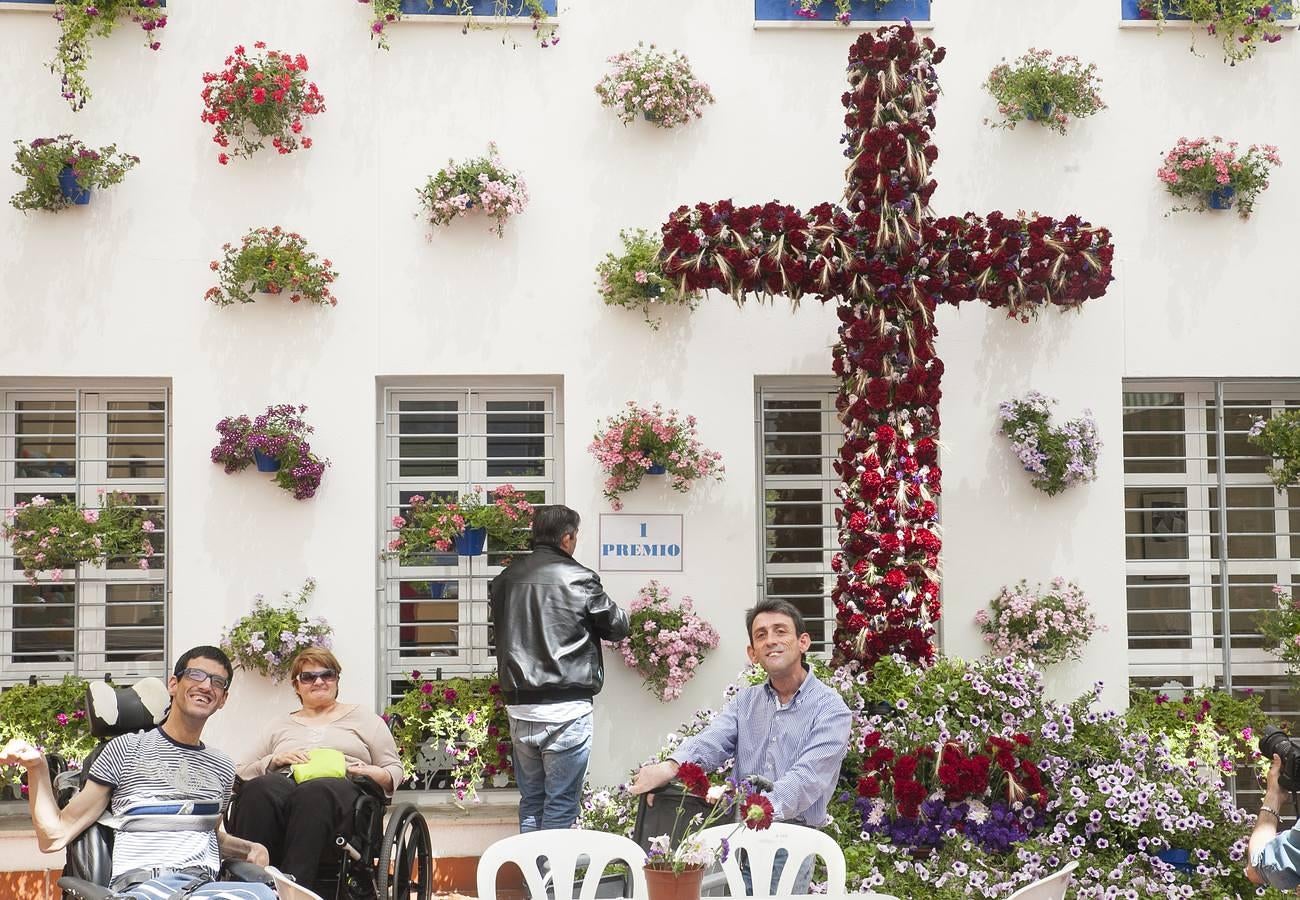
{"left": 0, "top": 384, "right": 169, "bottom": 687}
{"left": 1124, "top": 379, "right": 1299, "bottom": 803}
{"left": 756, "top": 381, "right": 840, "bottom": 655}
{"left": 379, "top": 382, "right": 561, "bottom": 708}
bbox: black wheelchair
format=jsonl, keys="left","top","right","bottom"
{"left": 224, "top": 772, "right": 432, "bottom": 900}
{"left": 52, "top": 676, "right": 278, "bottom": 900}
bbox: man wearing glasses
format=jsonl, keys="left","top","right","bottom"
{"left": 0, "top": 645, "right": 276, "bottom": 899}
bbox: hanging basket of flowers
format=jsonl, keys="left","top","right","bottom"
{"left": 997, "top": 392, "right": 1100, "bottom": 496}
{"left": 1, "top": 492, "right": 157, "bottom": 584}
{"left": 204, "top": 226, "right": 339, "bottom": 307}
{"left": 200, "top": 42, "right": 326, "bottom": 165}
{"left": 588, "top": 402, "right": 724, "bottom": 510}
{"left": 9, "top": 136, "right": 139, "bottom": 213}
{"left": 417, "top": 143, "right": 529, "bottom": 238}
{"left": 606, "top": 581, "right": 719, "bottom": 702}
{"left": 385, "top": 485, "right": 534, "bottom": 561}
{"left": 1157, "top": 137, "right": 1281, "bottom": 220}
{"left": 1137, "top": 0, "right": 1291, "bottom": 63}
{"left": 220, "top": 578, "right": 333, "bottom": 682}
{"left": 210, "top": 404, "right": 330, "bottom": 500}
{"left": 974, "top": 578, "right": 1103, "bottom": 667}
{"left": 46, "top": 0, "right": 167, "bottom": 110}
{"left": 787, "top": 0, "right": 889, "bottom": 25}
{"left": 595, "top": 228, "right": 701, "bottom": 330}
{"left": 594, "top": 43, "right": 715, "bottom": 128}
{"left": 360, "top": 0, "right": 557, "bottom": 51}
{"left": 982, "top": 49, "right": 1106, "bottom": 135}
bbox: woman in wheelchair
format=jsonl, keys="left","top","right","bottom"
{"left": 228, "top": 648, "right": 404, "bottom": 894}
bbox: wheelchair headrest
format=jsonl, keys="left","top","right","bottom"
{"left": 87, "top": 678, "right": 169, "bottom": 738}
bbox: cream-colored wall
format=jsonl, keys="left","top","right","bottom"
{"left": 0, "top": 0, "right": 1294, "bottom": 788}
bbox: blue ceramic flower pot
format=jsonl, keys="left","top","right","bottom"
{"left": 57, "top": 166, "right": 90, "bottom": 205}
{"left": 427, "top": 580, "right": 448, "bottom": 599}
{"left": 1156, "top": 848, "right": 1193, "bottom": 873}
{"left": 252, "top": 449, "right": 282, "bottom": 472}
{"left": 1025, "top": 102, "right": 1054, "bottom": 122}
{"left": 1207, "top": 186, "right": 1235, "bottom": 210}
{"left": 453, "top": 527, "right": 487, "bottom": 556}
{"left": 647, "top": 463, "right": 668, "bottom": 475}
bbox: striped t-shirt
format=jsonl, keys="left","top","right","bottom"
{"left": 87, "top": 726, "right": 235, "bottom": 880}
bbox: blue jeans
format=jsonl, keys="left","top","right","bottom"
{"left": 737, "top": 848, "right": 815, "bottom": 896}
{"left": 509, "top": 712, "right": 593, "bottom": 831}
{"left": 113, "top": 871, "right": 278, "bottom": 899}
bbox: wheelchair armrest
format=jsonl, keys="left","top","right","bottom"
{"left": 348, "top": 773, "right": 389, "bottom": 803}
{"left": 56, "top": 876, "right": 116, "bottom": 900}
{"left": 222, "top": 859, "right": 277, "bottom": 885}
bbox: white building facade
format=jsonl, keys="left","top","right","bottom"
{"left": 0, "top": 0, "right": 1296, "bottom": 794}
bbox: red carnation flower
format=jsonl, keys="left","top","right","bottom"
{"left": 740, "top": 792, "right": 775, "bottom": 830}
{"left": 676, "top": 762, "right": 710, "bottom": 798}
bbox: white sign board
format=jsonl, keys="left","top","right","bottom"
{"left": 597, "top": 514, "right": 684, "bottom": 572}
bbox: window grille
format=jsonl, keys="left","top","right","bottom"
{"left": 0, "top": 384, "right": 169, "bottom": 687}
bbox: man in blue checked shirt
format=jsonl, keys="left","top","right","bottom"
{"left": 630, "top": 597, "right": 852, "bottom": 894}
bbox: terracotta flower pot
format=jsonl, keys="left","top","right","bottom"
{"left": 644, "top": 865, "right": 705, "bottom": 900}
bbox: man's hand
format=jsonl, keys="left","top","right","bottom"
{"left": 629, "top": 761, "right": 679, "bottom": 806}
{"left": 1265, "top": 754, "right": 1286, "bottom": 809}
{"left": 246, "top": 841, "right": 269, "bottom": 867}
{"left": 270, "top": 750, "right": 311, "bottom": 769}
{"left": 1, "top": 738, "right": 47, "bottom": 773}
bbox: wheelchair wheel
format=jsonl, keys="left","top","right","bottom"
{"left": 377, "top": 804, "right": 431, "bottom": 900}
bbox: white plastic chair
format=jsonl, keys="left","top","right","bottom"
{"left": 265, "top": 866, "right": 327, "bottom": 900}
{"left": 476, "top": 829, "right": 648, "bottom": 900}
{"left": 1005, "top": 860, "right": 1078, "bottom": 900}
{"left": 696, "top": 822, "right": 846, "bottom": 897}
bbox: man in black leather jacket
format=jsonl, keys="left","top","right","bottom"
{"left": 489, "top": 504, "right": 630, "bottom": 831}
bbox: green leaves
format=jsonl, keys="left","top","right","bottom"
{"left": 9, "top": 137, "right": 139, "bottom": 213}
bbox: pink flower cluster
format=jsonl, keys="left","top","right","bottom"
{"left": 1157, "top": 136, "right": 1281, "bottom": 219}
{"left": 606, "top": 581, "right": 720, "bottom": 701}
{"left": 588, "top": 401, "right": 724, "bottom": 510}
{"left": 418, "top": 143, "right": 529, "bottom": 238}
{"left": 594, "top": 43, "right": 715, "bottom": 129}
{"left": 975, "top": 577, "right": 1103, "bottom": 667}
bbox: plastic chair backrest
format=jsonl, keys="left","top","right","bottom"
{"left": 267, "top": 866, "right": 328, "bottom": 900}
{"left": 477, "top": 829, "right": 649, "bottom": 900}
{"left": 1005, "top": 861, "right": 1078, "bottom": 900}
{"left": 696, "top": 823, "right": 846, "bottom": 897}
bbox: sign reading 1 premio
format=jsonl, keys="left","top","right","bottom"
{"left": 598, "top": 514, "right": 683, "bottom": 572}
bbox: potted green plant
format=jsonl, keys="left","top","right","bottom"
{"left": 204, "top": 226, "right": 339, "bottom": 308}
{"left": 982, "top": 49, "right": 1106, "bottom": 135}
{"left": 9, "top": 136, "right": 139, "bottom": 212}
{"left": 1249, "top": 411, "right": 1300, "bottom": 489}
{"left": 1138, "top": 0, "right": 1292, "bottom": 63}
{"left": 220, "top": 578, "right": 333, "bottom": 682}
{"left": 594, "top": 44, "right": 715, "bottom": 128}
{"left": 417, "top": 143, "right": 529, "bottom": 238}
{"left": 46, "top": 0, "right": 167, "bottom": 109}
{"left": 385, "top": 485, "right": 533, "bottom": 559}
{"left": 0, "top": 676, "right": 93, "bottom": 795}
{"left": 210, "top": 404, "right": 330, "bottom": 500}
{"left": 1157, "top": 137, "right": 1281, "bottom": 220}
{"left": 361, "top": 0, "right": 556, "bottom": 50}
{"left": 595, "top": 228, "right": 701, "bottom": 330}
{"left": 384, "top": 672, "right": 513, "bottom": 803}
{"left": 1, "top": 491, "right": 156, "bottom": 584}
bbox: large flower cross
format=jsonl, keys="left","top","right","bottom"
{"left": 660, "top": 24, "right": 1114, "bottom": 667}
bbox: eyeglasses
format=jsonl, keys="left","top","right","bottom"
{"left": 296, "top": 670, "right": 339, "bottom": 685}
{"left": 178, "top": 667, "right": 230, "bottom": 691}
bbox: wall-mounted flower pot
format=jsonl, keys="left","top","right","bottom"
{"left": 1207, "top": 186, "right": 1235, "bottom": 210}
{"left": 1156, "top": 848, "right": 1193, "bottom": 872}
{"left": 57, "top": 167, "right": 90, "bottom": 205}
{"left": 1025, "top": 102, "right": 1054, "bottom": 122}
{"left": 253, "top": 449, "right": 282, "bottom": 472}
{"left": 646, "top": 464, "right": 667, "bottom": 475}
{"left": 453, "top": 527, "right": 487, "bottom": 556}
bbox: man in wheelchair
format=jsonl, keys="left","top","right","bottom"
{"left": 0, "top": 645, "right": 279, "bottom": 900}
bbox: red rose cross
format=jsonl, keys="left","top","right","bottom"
{"left": 660, "top": 24, "right": 1115, "bottom": 668}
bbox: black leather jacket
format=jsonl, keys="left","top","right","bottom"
{"left": 488, "top": 543, "right": 630, "bottom": 705}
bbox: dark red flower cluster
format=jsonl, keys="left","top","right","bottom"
{"left": 740, "top": 792, "right": 775, "bottom": 830}
{"left": 676, "top": 761, "right": 711, "bottom": 798}
{"left": 659, "top": 23, "right": 1114, "bottom": 668}
{"left": 200, "top": 42, "right": 325, "bottom": 164}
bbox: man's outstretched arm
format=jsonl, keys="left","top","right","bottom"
{"left": 1, "top": 738, "right": 109, "bottom": 852}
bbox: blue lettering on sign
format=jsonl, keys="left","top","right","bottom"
{"left": 608, "top": 543, "right": 682, "bottom": 557}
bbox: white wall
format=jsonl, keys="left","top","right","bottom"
{"left": 0, "top": 0, "right": 1295, "bottom": 788}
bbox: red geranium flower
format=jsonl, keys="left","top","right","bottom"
{"left": 676, "top": 762, "right": 710, "bottom": 798}
{"left": 740, "top": 793, "right": 774, "bottom": 830}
